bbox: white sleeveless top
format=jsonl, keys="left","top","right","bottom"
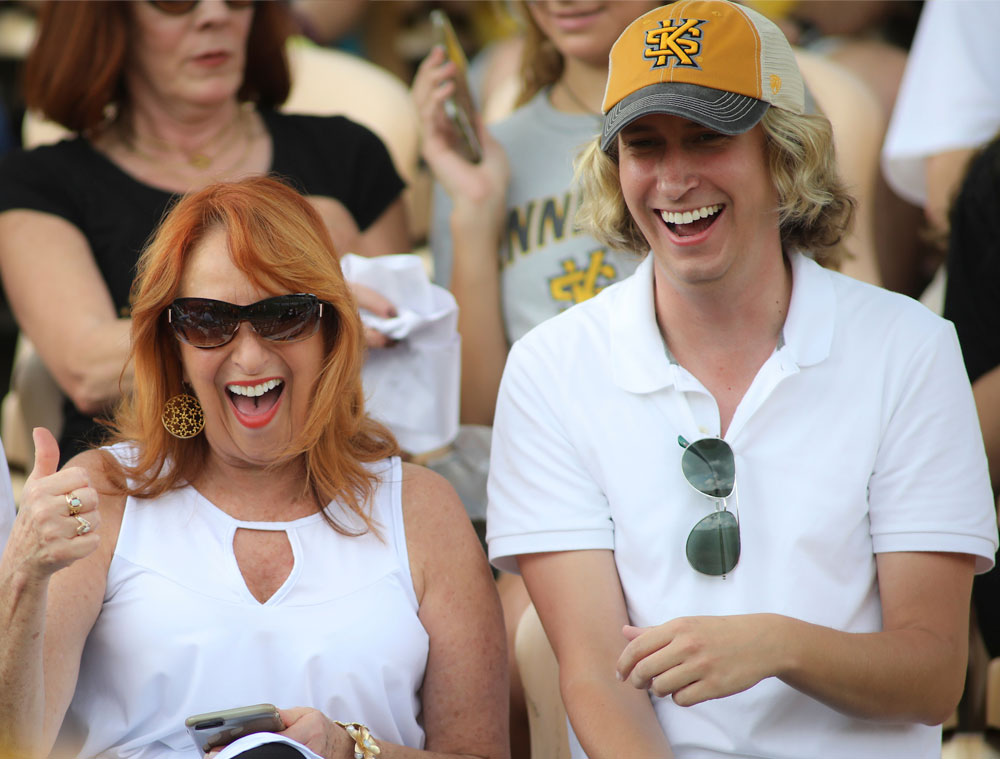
{"left": 54, "top": 445, "right": 428, "bottom": 759}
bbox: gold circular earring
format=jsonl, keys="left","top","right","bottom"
{"left": 162, "top": 393, "right": 205, "bottom": 439}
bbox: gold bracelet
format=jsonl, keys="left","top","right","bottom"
{"left": 334, "top": 721, "right": 381, "bottom": 759}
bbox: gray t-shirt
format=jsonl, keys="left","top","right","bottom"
{"left": 430, "top": 88, "right": 641, "bottom": 342}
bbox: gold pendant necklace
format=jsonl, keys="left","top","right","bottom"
{"left": 188, "top": 152, "right": 212, "bottom": 170}
{"left": 120, "top": 106, "right": 258, "bottom": 189}
{"left": 126, "top": 106, "right": 247, "bottom": 170}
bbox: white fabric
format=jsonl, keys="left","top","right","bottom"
{"left": 0, "top": 438, "right": 15, "bottom": 552}
{"left": 487, "top": 252, "right": 998, "bottom": 759}
{"left": 341, "top": 253, "right": 460, "bottom": 454}
{"left": 882, "top": 0, "right": 1000, "bottom": 206}
{"left": 55, "top": 448, "right": 428, "bottom": 759}
{"left": 215, "top": 733, "right": 319, "bottom": 759}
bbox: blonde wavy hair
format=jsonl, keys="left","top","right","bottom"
{"left": 102, "top": 176, "right": 399, "bottom": 535}
{"left": 576, "top": 107, "right": 855, "bottom": 267}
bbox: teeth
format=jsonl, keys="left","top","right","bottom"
{"left": 660, "top": 204, "right": 722, "bottom": 225}
{"left": 227, "top": 379, "right": 283, "bottom": 397}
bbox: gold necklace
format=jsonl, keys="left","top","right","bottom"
{"left": 124, "top": 106, "right": 248, "bottom": 170}
{"left": 120, "top": 107, "right": 259, "bottom": 190}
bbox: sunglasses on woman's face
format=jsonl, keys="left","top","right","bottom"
{"left": 167, "top": 294, "right": 332, "bottom": 349}
{"left": 678, "top": 435, "right": 740, "bottom": 577}
{"left": 146, "top": 0, "right": 254, "bottom": 16}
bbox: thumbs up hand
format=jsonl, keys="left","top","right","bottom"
{"left": 6, "top": 428, "right": 101, "bottom": 581}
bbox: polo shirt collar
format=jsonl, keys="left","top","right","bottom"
{"left": 609, "top": 251, "right": 835, "bottom": 394}
{"left": 610, "top": 254, "right": 674, "bottom": 393}
{"left": 782, "top": 251, "right": 835, "bottom": 368}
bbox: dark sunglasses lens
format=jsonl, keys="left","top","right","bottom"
{"left": 171, "top": 300, "right": 237, "bottom": 347}
{"left": 681, "top": 438, "right": 735, "bottom": 498}
{"left": 249, "top": 296, "right": 320, "bottom": 341}
{"left": 170, "top": 296, "right": 326, "bottom": 347}
{"left": 148, "top": 0, "right": 199, "bottom": 14}
{"left": 686, "top": 510, "right": 740, "bottom": 576}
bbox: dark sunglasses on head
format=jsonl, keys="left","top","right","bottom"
{"left": 167, "top": 293, "right": 333, "bottom": 349}
{"left": 146, "top": 0, "right": 254, "bottom": 15}
{"left": 678, "top": 435, "right": 740, "bottom": 578}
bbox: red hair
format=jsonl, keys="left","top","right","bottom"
{"left": 23, "top": 1, "right": 293, "bottom": 133}
{"left": 106, "top": 176, "right": 399, "bottom": 535}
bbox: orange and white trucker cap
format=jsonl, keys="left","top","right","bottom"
{"left": 600, "top": 0, "right": 805, "bottom": 152}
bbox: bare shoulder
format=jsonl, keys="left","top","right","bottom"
{"left": 66, "top": 449, "right": 126, "bottom": 503}
{"left": 399, "top": 461, "right": 464, "bottom": 515}
{"left": 64, "top": 448, "right": 128, "bottom": 544}
{"left": 399, "top": 462, "right": 474, "bottom": 544}
{"left": 67, "top": 447, "right": 117, "bottom": 482}
{"left": 399, "top": 462, "right": 488, "bottom": 603}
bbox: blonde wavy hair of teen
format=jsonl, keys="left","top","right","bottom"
{"left": 103, "top": 176, "right": 399, "bottom": 535}
{"left": 576, "top": 108, "right": 855, "bottom": 267}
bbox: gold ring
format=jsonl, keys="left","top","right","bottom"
{"left": 73, "top": 515, "right": 91, "bottom": 536}
{"left": 65, "top": 492, "right": 82, "bottom": 516}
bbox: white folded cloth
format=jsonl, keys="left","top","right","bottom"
{"left": 215, "top": 732, "right": 322, "bottom": 759}
{"left": 341, "top": 254, "right": 460, "bottom": 455}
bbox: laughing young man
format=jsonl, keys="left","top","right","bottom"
{"left": 485, "top": 2, "right": 999, "bottom": 757}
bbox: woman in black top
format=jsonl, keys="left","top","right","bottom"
{"left": 0, "top": 1, "right": 409, "bottom": 461}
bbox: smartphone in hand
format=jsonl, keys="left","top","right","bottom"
{"left": 430, "top": 9, "right": 483, "bottom": 164}
{"left": 185, "top": 703, "right": 285, "bottom": 754}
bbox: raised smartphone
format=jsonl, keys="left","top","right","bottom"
{"left": 185, "top": 703, "right": 285, "bottom": 754}
{"left": 430, "top": 9, "right": 483, "bottom": 163}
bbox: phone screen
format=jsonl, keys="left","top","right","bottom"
{"left": 430, "top": 9, "right": 483, "bottom": 164}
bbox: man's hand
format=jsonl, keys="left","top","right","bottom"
{"left": 617, "top": 614, "right": 785, "bottom": 706}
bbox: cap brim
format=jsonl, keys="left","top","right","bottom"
{"left": 601, "top": 82, "right": 769, "bottom": 153}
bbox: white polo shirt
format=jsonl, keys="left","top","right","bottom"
{"left": 487, "top": 252, "right": 997, "bottom": 759}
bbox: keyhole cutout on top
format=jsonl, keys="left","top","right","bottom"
{"left": 232, "top": 527, "right": 295, "bottom": 603}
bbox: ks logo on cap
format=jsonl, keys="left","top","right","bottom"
{"left": 643, "top": 18, "right": 706, "bottom": 69}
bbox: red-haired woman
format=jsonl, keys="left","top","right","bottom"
{"left": 0, "top": 176, "right": 506, "bottom": 759}
{"left": 0, "top": 1, "right": 409, "bottom": 464}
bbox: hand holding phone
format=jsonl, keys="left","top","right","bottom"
{"left": 185, "top": 703, "right": 285, "bottom": 754}
{"left": 430, "top": 9, "right": 483, "bottom": 164}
